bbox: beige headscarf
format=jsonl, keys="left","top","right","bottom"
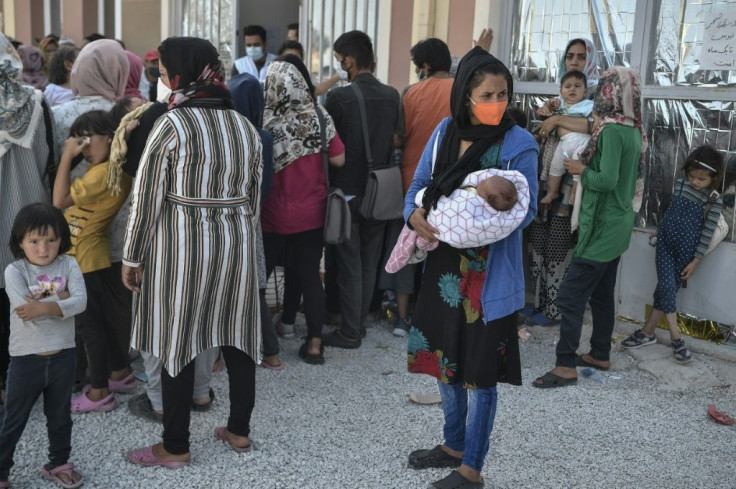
{"left": 71, "top": 39, "right": 129, "bottom": 100}
{"left": 107, "top": 101, "right": 153, "bottom": 195}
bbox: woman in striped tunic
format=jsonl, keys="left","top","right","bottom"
{"left": 122, "top": 37, "right": 263, "bottom": 466}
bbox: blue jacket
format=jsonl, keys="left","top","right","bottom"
{"left": 404, "top": 118, "right": 539, "bottom": 322}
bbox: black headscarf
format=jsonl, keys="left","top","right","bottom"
{"left": 422, "top": 46, "right": 516, "bottom": 211}
{"left": 158, "top": 36, "right": 233, "bottom": 110}
{"left": 273, "top": 54, "right": 316, "bottom": 98}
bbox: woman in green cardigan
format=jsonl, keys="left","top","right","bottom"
{"left": 534, "top": 66, "right": 647, "bottom": 388}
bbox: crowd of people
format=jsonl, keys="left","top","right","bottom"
{"left": 0, "top": 21, "right": 726, "bottom": 489}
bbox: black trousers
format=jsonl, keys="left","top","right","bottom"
{"left": 161, "top": 346, "right": 255, "bottom": 454}
{"left": 0, "top": 289, "right": 9, "bottom": 391}
{"left": 263, "top": 228, "right": 326, "bottom": 340}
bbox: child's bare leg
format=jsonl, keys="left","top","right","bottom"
{"left": 664, "top": 313, "right": 680, "bottom": 341}
{"left": 641, "top": 308, "right": 664, "bottom": 335}
{"left": 541, "top": 175, "right": 562, "bottom": 204}
{"left": 396, "top": 292, "right": 410, "bottom": 319}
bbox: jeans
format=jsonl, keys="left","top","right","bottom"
{"left": 161, "top": 346, "right": 255, "bottom": 454}
{"left": 332, "top": 216, "right": 386, "bottom": 340}
{"left": 0, "top": 348, "right": 75, "bottom": 480}
{"left": 437, "top": 381, "right": 498, "bottom": 472}
{"left": 142, "top": 348, "right": 219, "bottom": 411}
{"left": 555, "top": 257, "right": 620, "bottom": 368}
{"left": 264, "top": 228, "right": 326, "bottom": 340}
{"left": 76, "top": 267, "right": 128, "bottom": 388}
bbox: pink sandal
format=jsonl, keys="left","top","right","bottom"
{"left": 71, "top": 387, "right": 116, "bottom": 413}
{"left": 214, "top": 427, "right": 252, "bottom": 453}
{"left": 0, "top": 480, "right": 11, "bottom": 488}
{"left": 108, "top": 372, "right": 137, "bottom": 393}
{"left": 40, "top": 463, "right": 84, "bottom": 489}
{"left": 126, "top": 445, "right": 190, "bottom": 468}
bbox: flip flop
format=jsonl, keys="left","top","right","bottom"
{"left": 214, "top": 427, "right": 252, "bottom": 453}
{"left": 40, "top": 463, "right": 83, "bottom": 489}
{"left": 532, "top": 372, "right": 578, "bottom": 389}
{"left": 126, "top": 445, "right": 190, "bottom": 468}
{"left": 575, "top": 354, "right": 610, "bottom": 371}
{"left": 707, "top": 404, "right": 734, "bottom": 426}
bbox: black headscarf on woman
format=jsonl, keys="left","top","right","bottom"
{"left": 273, "top": 53, "right": 316, "bottom": 98}
{"left": 422, "top": 46, "right": 516, "bottom": 211}
{"left": 158, "top": 36, "right": 233, "bottom": 110}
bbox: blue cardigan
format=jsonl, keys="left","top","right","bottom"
{"left": 404, "top": 118, "right": 539, "bottom": 322}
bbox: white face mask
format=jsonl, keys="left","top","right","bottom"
{"left": 156, "top": 77, "right": 171, "bottom": 103}
{"left": 333, "top": 58, "right": 349, "bottom": 81}
{"left": 246, "top": 46, "right": 264, "bottom": 60}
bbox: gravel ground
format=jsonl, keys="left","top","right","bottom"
{"left": 7, "top": 318, "right": 735, "bottom": 489}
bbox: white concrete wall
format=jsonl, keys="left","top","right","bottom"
{"left": 617, "top": 229, "right": 736, "bottom": 324}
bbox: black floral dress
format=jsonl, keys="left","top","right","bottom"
{"left": 407, "top": 142, "right": 522, "bottom": 389}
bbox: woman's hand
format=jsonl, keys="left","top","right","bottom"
{"left": 122, "top": 264, "right": 144, "bottom": 292}
{"left": 680, "top": 258, "right": 700, "bottom": 281}
{"left": 409, "top": 208, "right": 439, "bottom": 243}
{"left": 564, "top": 158, "right": 586, "bottom": 176}
{"left": 62, "top": 137, "right": 88, "bottom": 159}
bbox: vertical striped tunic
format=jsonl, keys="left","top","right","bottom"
{"left": 123, "top": 107, "right": 263, "bottom": 377}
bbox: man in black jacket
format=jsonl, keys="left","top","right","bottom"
{"left": 323, "top": 31, "right": 400, "bottom": 348}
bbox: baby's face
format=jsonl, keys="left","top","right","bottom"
{"left": 476, "top": 176, "right": 517, "bottom": 211}
{"left": 560, "top": 77, "right": 586, "bottom": 106}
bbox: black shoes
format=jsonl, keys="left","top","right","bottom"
{"left": 322, "top": 330, "right": 362, "bottom": 349}
{"left": 408, "top": 445, "right": 463, "bottom": 470}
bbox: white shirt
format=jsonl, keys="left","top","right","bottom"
{"left": 233, "top": 52, "right": 277, "bottom": 84}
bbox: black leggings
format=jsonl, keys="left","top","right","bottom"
{"left": 263, "top": 228, "right": 326, "bottom": 341}
{"left": 161, "top": 346, "right": 255, "bottom": 454}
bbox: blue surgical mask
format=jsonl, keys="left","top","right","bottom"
{"left": 246, "top": 46, "right": 264, "bottom": 60}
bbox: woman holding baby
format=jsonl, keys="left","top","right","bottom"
{"left": 402, "top": 47, "right": 538, "bottom": 488}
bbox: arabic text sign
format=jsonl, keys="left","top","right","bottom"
{"left": 701, "top": 10, "right": 736, "bottom": 70}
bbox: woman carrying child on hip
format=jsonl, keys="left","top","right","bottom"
{"left": 622, "top": 146, "right": 724, "bottom": 363}
{"left": 1, "top": 203, "right": 86, "bottom": 488}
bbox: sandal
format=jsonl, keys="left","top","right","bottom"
{"left": 298, "top": 342, "right": 325, "bottom": 365}
{"left": 532, "top": 372, "right": 577, "bottom": 389}
{"left": 430, "top": 470, "right": 484, "bottom": 488}
{"left": 260, "top": 356, "right": 285, "bottom": 371}
{"left": 40, "top": 463, "right": 84, "bottom": 489}
{"left": 707, "top": 404, "right": 734, "bottom": 426}
{"left": 191, "top": 388, "right": 215, "bottom": 413}
{"left": 108, "top": 372, "right": 137, "bottom": 393}
{"left": 126, "top": 445, "right": 190, "bottom": 468}
{"left": 71, "top": 387, "right": 116, "bottom": 413}
{"left": 214, "top": 427, "right": 252, "bottom": 453}
{"left": 575, "top": 354, "right": 610, "bottom": 371}
{"left": 408, "top": 445, "right": 462, "bottom": 470}
{"left": 0, "top": 481, "right": 11, "bottom": 488}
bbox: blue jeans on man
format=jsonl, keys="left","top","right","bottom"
{"left": 555, "top": 257, "right": 620, "bottom": 368}
{"left": 0, "top": 348, "right": 75, "bottom": 480}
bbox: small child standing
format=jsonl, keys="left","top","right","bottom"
{"left": 1, "top": 203, "right": 86, "bottom": 488}
{"left": 53, "top": 110, "right": 133, "bottom": 412}
{"left": 540, "top": 70, "right": 593, "bottom": 205}
{"left": 622, "top": 146, "right": 724, "bottom": 363}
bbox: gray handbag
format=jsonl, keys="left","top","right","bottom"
{"left": 351, "top": 83, "right": 404, "bottom": 221}
{"left": 316, "top": 105, "right": 351, "bottom": 245}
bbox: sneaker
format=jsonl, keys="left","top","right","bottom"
{"left": 128, "top": 393, "right": 163, "bottom": 423}
{"left": 408, "top": 445, "right": 462, "bottom": 470}
{"left": 273, "top": 312, "right": 295, "bottom": 339}
{"left": 393, "top": 316, "right": 411, "bottom": 337}
{"left": 621, "top": 329, "right": 657, "bottom": 349}
{"left": 672, "top": 339, "right": 692, "bottom": 363}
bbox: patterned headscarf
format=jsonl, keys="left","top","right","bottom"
{"left": 263, "top": 61, "right": 336, "bottom": 172}
{"left": 18, "top": 46, "right": 48, "bottom": 90}
{"left": 124, "top": 51, "right": 144, "bottom": 99}
{"left": 579, "top": 66, "right": 648, "bottom": 211}
{"left": 558, "top": 38, "right": 600, "bottom": 89}
{"left": 0, "top": 33, "right": 44, "bottom": 158}
{"left": 71, "top": 39, "right": 129, "bottom": 100}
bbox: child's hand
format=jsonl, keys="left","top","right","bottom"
{"left": 62, "top": 137, "right": 89, "bottom": 159}
{"left": 57, "top": 290, "right": 70, "bottom": 300}
{"left": 124, "top": 119, "right": 140, "bottom": 140}
{"left": 15, "top": 296, "right": 50, "bottom": 321}
{"left": 680, "top": 258, "right": 700, "bottom": 280}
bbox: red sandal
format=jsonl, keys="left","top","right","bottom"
{"left": 707, "top": 404, "right": 734, "bottom": 426}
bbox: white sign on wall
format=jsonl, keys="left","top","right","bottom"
{"left": 700, "top": 10, "right": 736, "bottom": 70}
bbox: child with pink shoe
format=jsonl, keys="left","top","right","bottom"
{"left": 1, "top": 203, "right": 86, "bottom": 488}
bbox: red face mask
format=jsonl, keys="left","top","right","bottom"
{"left": 468, "top": 97, "right": 508, "bottom": 126}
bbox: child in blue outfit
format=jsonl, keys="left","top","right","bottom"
{"left": 622, "top": 146, "right": 724, "bottom": 363}
{"left": 1, "top": 203, "right": 87, "bottom": 488}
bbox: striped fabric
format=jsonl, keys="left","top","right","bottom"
{"left": 675, "top": 178, "right": 723, "bottom": 258}
{"left": 0, "top": 112, "right": 52, "bottom": 288}
{"left": 123, "top": 107, "right": 263, "bottom": 376}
